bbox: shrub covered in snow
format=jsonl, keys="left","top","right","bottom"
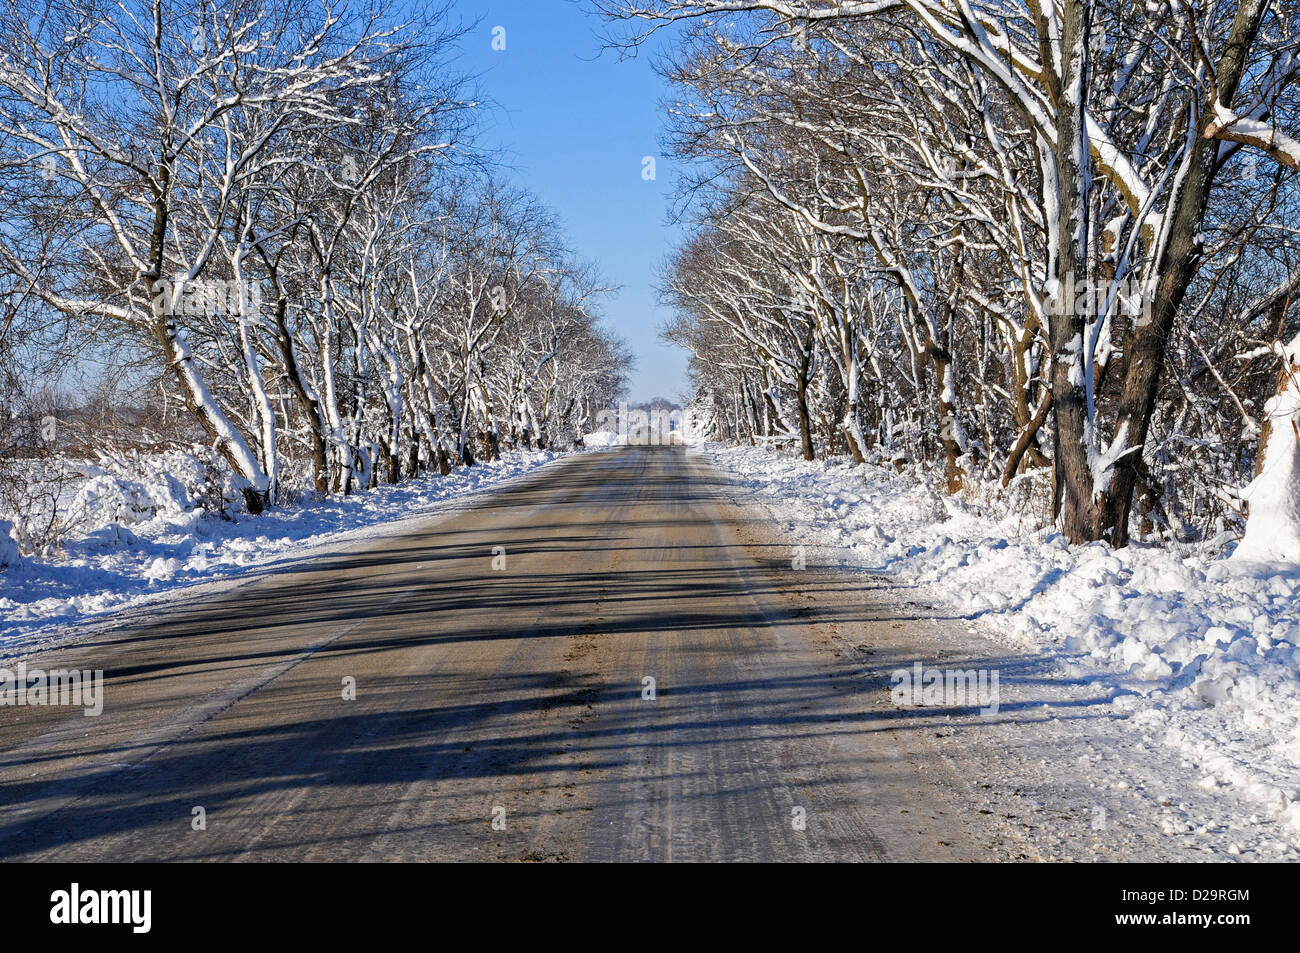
{"left": 0, "top": 446, "right": 245, "bottom": 558}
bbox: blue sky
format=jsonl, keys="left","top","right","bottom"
{"left": 453, "top": 0, "right": 689, "bottom": 403}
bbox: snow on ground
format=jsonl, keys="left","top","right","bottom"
{"left": 0, "top": 448, "right": 566, "bottom": 651}
{"left": 581, "top": 430, "right": 622, "bottom": 448}
{"left": 699, "top": 442, "right": 1300, "bottom": 846}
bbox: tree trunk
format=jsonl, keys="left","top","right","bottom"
{"left": 795, "top": 360, "right": 815, "bottom": 461}
{"left": 1048, "top": 0, "right": 1102, "bottom": 543}
{"left": 1096, "top": 0, "right": 1269, "bottom": 547}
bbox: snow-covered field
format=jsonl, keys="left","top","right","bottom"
{"left": 0, "top": 448, "right": 567, "bottom": 651}
{"left": 700, "top": 442, "right": 1300, "bottom": 842}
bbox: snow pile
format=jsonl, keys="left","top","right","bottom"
{"left": 1234, "top": 332, "right": 1300, "bottom": 563}
{"left": 582, "top": 429, "right": 623, "bottom": 448}
{"left": 0, "top": 448, "right": 565, "bottom": 647}
{"left": 0, "top": 520, "right": 19, "bottom": 569}
{"left": 701, "top": 442, "right": 1300, "bottom": 838}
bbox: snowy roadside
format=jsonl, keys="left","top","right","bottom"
{"left": 0, "top": 448, "right": 571, "bottom": 654}
{"left": 696, "top": 442, "right": 1300, "bottom": 850}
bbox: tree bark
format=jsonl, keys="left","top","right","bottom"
{"left": 1049, "top": 0, "right": 1103, "bottom": 543}
{"left": 1096, "top": 0, "right": 1269, "bottom": 546}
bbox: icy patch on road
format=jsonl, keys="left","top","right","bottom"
{"left": 700, "top": 443, "right": 1300, "bottom": 847}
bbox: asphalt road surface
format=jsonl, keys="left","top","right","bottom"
{"left": 0, "top": 445, "right": 1007, "bottom": 861}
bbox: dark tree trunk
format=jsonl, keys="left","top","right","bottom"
{"left": 1095, "top": 0, "right": 1268, "bottom": 546}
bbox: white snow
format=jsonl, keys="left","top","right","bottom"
{"left": 1234, "top": 332, "right": 1300, "bottom": 563}
{"left": 581, "top": 429, "right": 623, "bottom": 448}
{"left": 0, "top": 448, "right": 567, "bottom": 649}
{"left": 0, "top": 520, "right": 19, "bottom": 570}
{"left": 699, "top": 442, "right": 1300, "bottom": 846}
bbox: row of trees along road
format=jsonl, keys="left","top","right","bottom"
{"left": 596, "top": 0, "right": 1300, "bottom": 557}
{"left": 0, "top": 0, "right": 632, "bottom": 513}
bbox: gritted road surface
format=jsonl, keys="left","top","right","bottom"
{"left": 0, "top": 445, "right": 1004, "bottom": 862}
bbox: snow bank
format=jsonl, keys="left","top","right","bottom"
{"left": 701, "top": 443, "right": 1300, "bottom": 840}
{"left": 0, "top": 448, "right": 566, "bottom": 648}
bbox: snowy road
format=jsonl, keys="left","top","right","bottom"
{"left": 0, "top": 445, "right": 1045, "bottom": 861}
{"left": 7, "top": 444, "right": 1289, "bottom": 861}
